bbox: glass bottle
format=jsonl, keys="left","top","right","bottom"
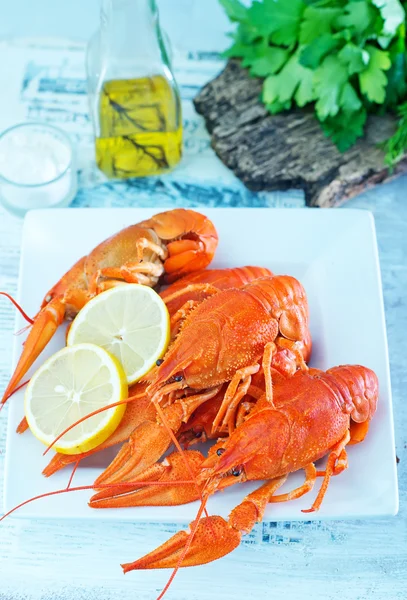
{"left": 86, "top": 0, "right": 183, "bottom": 179}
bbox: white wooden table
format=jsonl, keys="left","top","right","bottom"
{"left": 0, "top": 2, "right": 406, "bottom": 598}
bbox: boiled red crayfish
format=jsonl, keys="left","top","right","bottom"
{"left": 41, "top": 266, "right": 273, "bottom": 476}
{"left": 116, "top": 365, "right": 378, "bottom": 572}
{"left": 90, "top": 274, "right": 311, "bottom": 495}
{"left": 161, "top": 265, "right": 273, "bottom": 317}
{"left": 148, "top": 274, "right": 311, "bottom": 420}
{"left": 1, "top": 208, "right": 218, "bottom": 404}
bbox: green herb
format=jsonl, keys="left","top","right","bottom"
{"left": 385, "top": 101, "right": 407, "bottom": 165}
{"left": 220, "top": 0, "right": 407, "bottom": 164}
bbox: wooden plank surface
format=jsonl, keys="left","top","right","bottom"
{"left": 1, "top": 176, "right": 406, "bottom": 599}
{"left": 194, "top": 59, "right": 407, "bottom": 208}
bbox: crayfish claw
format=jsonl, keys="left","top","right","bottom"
{"left": 2, "top": 297, "right": 66, "bottom": 403}
{"left": 90, "top": 451, "right": 205, "bottom": 509}
{"left": 122, "top": 516, "right": 241, "bottom": 571}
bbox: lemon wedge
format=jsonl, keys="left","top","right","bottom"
{"left": 25, "top": 343, "right": 128, "bottom": 455}
{"left": 67, "top": 284, "right": 170, "bottom": 384}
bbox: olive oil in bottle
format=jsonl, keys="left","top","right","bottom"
{"left": 96, "top": 76, "right": 182, "bottom": 178}
{"left": 86, "top": 0, "right": 182, "bottom": 179}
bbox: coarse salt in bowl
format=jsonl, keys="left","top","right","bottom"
{"left": 0, "top": 123, "right": 77, "bottom": 217}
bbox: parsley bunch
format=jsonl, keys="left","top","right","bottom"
{"left": 220, "top": 0, "right": 407, "bottom": 164}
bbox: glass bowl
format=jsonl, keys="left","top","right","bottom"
{"left": 0, "top": 123, "right": 78, "bottom": 218}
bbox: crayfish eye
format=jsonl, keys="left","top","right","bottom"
{"left": 173, "top": 375, "right": 183, "bottom": 382}
{"left": 195, "top": 431, "right": 203, "bottom": 439}
{"left": 216, "top": 448, "right": 225, "bottom": 456}
{"left": 156, "top": 359, "right": 164, "bottom": 366}
{"left": 232, "top": 467, "right": 243, "bottom": 477}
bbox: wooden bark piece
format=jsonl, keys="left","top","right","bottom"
{"left": 194, "top": 60, "right": 407, "bottom": 207}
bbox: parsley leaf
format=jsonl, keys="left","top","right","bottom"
{"left": 300, "top": 34, "right": 340, "bottom": 69}
{"left": 248, "top": 0, "right": 305, "bottom": 44}
{"left": 219, "top": 0, "right": 248, "bottom": 22}
{"left": 340, "top": 82, "right": 363, "bottom": 112}
{"left": 321, "top": 108, "right": 367, "bottom": 152}
{"left": 313, "top": 55, "right": 349, "bottom": 119}
{"left": 359, "top": 45, "right": 392, "bottom": 103}
{"left": 300, "top": 6, "right": 343, "bottom": 43}
{"left": 263, "top": 50, "right": 315, "bottom": 108}
{"left": 266, "top": 99, "right": 293, "bottom": 114}
{"left": 223, "top": 37, "right": 256, "bottom": 59}
{"left": 338, "top": 43, "right": 370, "bottom": 74}
{"left": 334, "top": 1, "right": 377, "bottom": 35}
{"left": 222, "top": 20, "right": 263, "bottom": 59}
{"left": 246, "top": 46, "right": 290, "bottom": 76}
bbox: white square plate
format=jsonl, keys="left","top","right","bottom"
{"left": 4, "top": 208, "right": 398, "bottom": 521}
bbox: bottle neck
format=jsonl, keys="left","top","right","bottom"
{"left": 101, "top": 0, "right": 161, "bottom": 58}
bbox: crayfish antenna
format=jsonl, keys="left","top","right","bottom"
{"left": 43, "top": 395, "right": 140, "bottom": 456}
{"left": 0, "top": 472, "right": 196, "bottom": 523}
{"left": 0, "top": 292, "right": 34, "bottom": 325}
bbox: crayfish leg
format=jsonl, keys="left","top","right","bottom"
{"left": 262, "top": 341, "right": 277, "bottom": 406}
{"left": 275, "top": 337, "right": 309, "bottom": 372}
{"left": 302, "top": 431, "right": 350, "bottom": 513}
{"left": 88, "top": 261, "right": 164, "bottom": 294}
{"left": 316, "top": 449, "right": 348, "bottom": 477}
{"left": 269, "top": 463, "right": 317, "bottom": 503}
{"left": 212, "top": 365, "right": 260, "bottom": 434}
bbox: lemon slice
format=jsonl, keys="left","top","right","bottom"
{"left": 67, "top": 284, "right": 170, "bottom": 384}
{"left": 25, "top": 343, "right": 128, "bottom": 455}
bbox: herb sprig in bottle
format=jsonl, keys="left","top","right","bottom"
{"left": 86, "top": 0, "right": 182, "bottom": 179}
